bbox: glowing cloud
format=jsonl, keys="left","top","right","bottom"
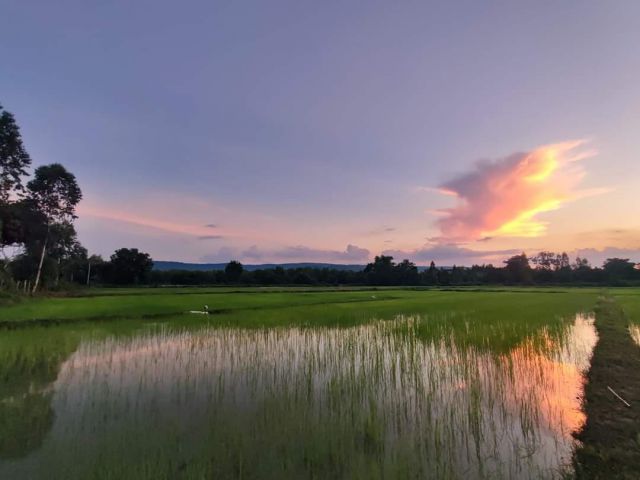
{"left": 435, "top": 141, "right": 599, "bottom": 242}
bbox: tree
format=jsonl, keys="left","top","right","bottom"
{"left": 27, "top": 164, "right": 82, "bottom": 292}
{"left": 0, "top": 104, "right": 32, "bottom": 203}
{"left": 48, "top": 224, "right": 87, "bottom": 285}
{"left": 225, "top": 260, "right": 244, "bottom": 282}
{"left": 531, "top": 251, "right": 557, "bottom": 271}
{"left": 424, "top": 261, "right": 438, "bottom": 285}
{"left": 364, "top": 255, "right": 396, "bottom": 285}
{"left": 0, "top": 199, "right": 47, "bottom": 249}
{"left": 86, "top": 254, "right": 106, "bottom": 285}
{"left": 573, "top": 256, "right": 590, "bottom": 270}
{"left": 557, "top": 252, "right": 570, "bottom": 270}
{"left": 396, "top": 259, "right": 419, "bottom": 285}
{"left": 602, "top": 258, "right": 637, "bottom": 282}
{"left": 503, "top": 253, "right": 532, "bottom": 283}
{"left": 109, "top": 248, "right": 153, "bottom": 285}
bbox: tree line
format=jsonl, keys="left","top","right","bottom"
{"left": 150, "top": 253, "right": 640, "bottom": 287}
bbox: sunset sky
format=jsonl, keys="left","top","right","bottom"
{"left": 2, "top": 1, "right": 639, "bottom": 266}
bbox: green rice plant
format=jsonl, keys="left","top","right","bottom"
{"left": 0, "top": 302, "right": 596, "bottom": 479}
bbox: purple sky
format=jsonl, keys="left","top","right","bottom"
{"left": 2, "top": 1, "right": 639, "bottom": 266}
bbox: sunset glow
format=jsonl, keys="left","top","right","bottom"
{"left": 436, "top": 141, "right": 598, "bottom": 242}
{"left": 3, "top": 1, "right": 638, "bottom": 266}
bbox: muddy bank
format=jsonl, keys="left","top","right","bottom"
{"left": 574, "top": 296, "right": 640, "bottom": 479}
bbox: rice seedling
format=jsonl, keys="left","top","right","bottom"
{"left": 0, "top": 303, "right": 597, "bottom": 479}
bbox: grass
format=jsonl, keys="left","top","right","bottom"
{"left": 3, "top": 286, "right": 640, "bottom": 478}
{"left": 0, "top": 286, "right": 599, "bottom": 328}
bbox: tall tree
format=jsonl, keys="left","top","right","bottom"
{"left": 27, "top": 164, "right": 82, "bottom": 292}
{"left": 602, "top": 258, "right": 637, "bottom": 281}
{"left": 86, "top": 254, "right": 106, "bottom": 285}
{"left": 225, "top": 260, "right": 244, "bottom": 282}
{"left": 396, "top": 259, "right": 419, "bottom": 285}
{"left": 504, "top": 253, "right": 532, "bottom": 283}
{"left": 109, "top": 248, "right": 153, "bottom": 284}
{"left": 364, "top": 255, "right": 396, "bottom": 285}
{"left": 531, "top": 251, "right": 556, "bottom": 270}
{"left": 0, "top": 199, "right": 46, "bottom": 249}
{"left": 425, "top": 260, "right": 438, "bottom": 285}
{"left": 0, "top": 104, "right": 32, "bottom": 203}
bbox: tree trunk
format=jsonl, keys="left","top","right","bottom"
{"left": 33, "top": 225, "right": 49, "bottom": 293}
{"left": 55, "top": 257, "right": 61, "bottom": 287}
{"left": 86, "top": 261, "right": 91, "bottom": 286}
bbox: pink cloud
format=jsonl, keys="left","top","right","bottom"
{"left": 434, "top": 141, "right": 601, "bottom": 242}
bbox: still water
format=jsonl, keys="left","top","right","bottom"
{"left": 0, "top": 314, "right": 596, "bottom": 479}
{"left": 630, "top": 324, "right": 640, "bottom": 346}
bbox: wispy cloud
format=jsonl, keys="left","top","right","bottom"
{"left": 78, "top": 205, "right": 227, "bottom": 238}
{"left": 433, "top": 141, "right": 603, "bottom": 242}
{"left": 197, "top": 235, "right": 224, "bottom": 241}
{"left": 365, "top": 225, "right": 396, "bottom": 235}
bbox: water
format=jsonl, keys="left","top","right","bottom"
{"left": 0, "top": 314, "right": 596, "bottom": 479}
{"left": 630, "top": 324, "right": 640, "bottom": 346}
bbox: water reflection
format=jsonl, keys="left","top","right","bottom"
{"left": 0, "top": 330, "right": 78, "bottom": 460}
{"left": 629, "top": 324, "right": 640, "bottom": 346}
{"left": 0, "top": 314, "right": 596, "bottom": 479}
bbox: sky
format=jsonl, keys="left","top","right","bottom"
{"left": 1, "top": 0, "right": 639, "bottom": 266}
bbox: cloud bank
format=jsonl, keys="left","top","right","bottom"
{"left": 202, "top": 244, "right": 370, "bottom": 263}
{"left": 573, "top": 246, "right": 640, "bottom": 268}
{"left": 434, "top": 141, "right": 599, "bottom": 242}
{"left": 382, "top": 244, "right": 520, "bottom": 266}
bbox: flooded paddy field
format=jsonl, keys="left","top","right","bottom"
{"left": 1, "top": 287, "right": 634, "bottom": 479}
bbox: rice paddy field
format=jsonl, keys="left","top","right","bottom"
{"left": 1, "top": 287, "right": 639, "bottom": 479}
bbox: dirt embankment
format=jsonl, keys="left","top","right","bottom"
{"left": 574, "top": 296, "right": 640, "bottom": 479}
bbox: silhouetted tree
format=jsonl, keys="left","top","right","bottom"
{"left": 86, "top": 254, "right": 106, "bottom": 285}
{"left": 109, "top": 248, "right": 153, "bottom": 284}
{"left": 364, "top": 255, "right": 396, "bottom": 285}
{"left": 424, "top": 260, "right": 438, "bottom": 285}
{"left": 225, "top": 260, "right": 244, "bottom": 282}
{"left": 573, "top": 256, "right": 590, "bottom": 270}
{"left": 603, "top": 258, "right": 637, "bottom": 282}
{"left": 557, "top": 252, "right": 570, "bottom": 270}
{"left": 1, "top": 199, "right": 46, "bottom": 249}
{"left": 504, "top": 253, "right": 532, "bottom": 283}
{"left": 27, "top": 164, "right": 82, "bottom": 291}
{"left": 531, "top": 251, "right": 556, "bottom": 270}
{"left": 396, "top": 259, "right": 419, "bottom": 285}
{"left": 0, "top": 104, "right": 32, "bottom": 203}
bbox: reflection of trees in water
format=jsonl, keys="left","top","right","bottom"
{"left": 0, "top": 330, "right": 78, "bottom": 459}
{"left": 0, "top": 392, "right": 54, "bottom": 458}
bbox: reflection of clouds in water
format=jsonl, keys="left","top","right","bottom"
{"left": 4, "top": 314, "right": 597, "bottom": 479}
{"left": 497, "top": 315, "right": 596, "bottom": 440}
{"left": 629, "top": 325, "right": 640, "bottom": 346}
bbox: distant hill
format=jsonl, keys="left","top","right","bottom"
{"left": 154, "top": 261, "right": 445, "bottom": 272}
{"left": 153, "top": 261, "right": 366, "bottom": 272}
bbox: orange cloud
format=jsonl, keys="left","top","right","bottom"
{"left": 435, "top": 141, "right": 600, "bottom": 242}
